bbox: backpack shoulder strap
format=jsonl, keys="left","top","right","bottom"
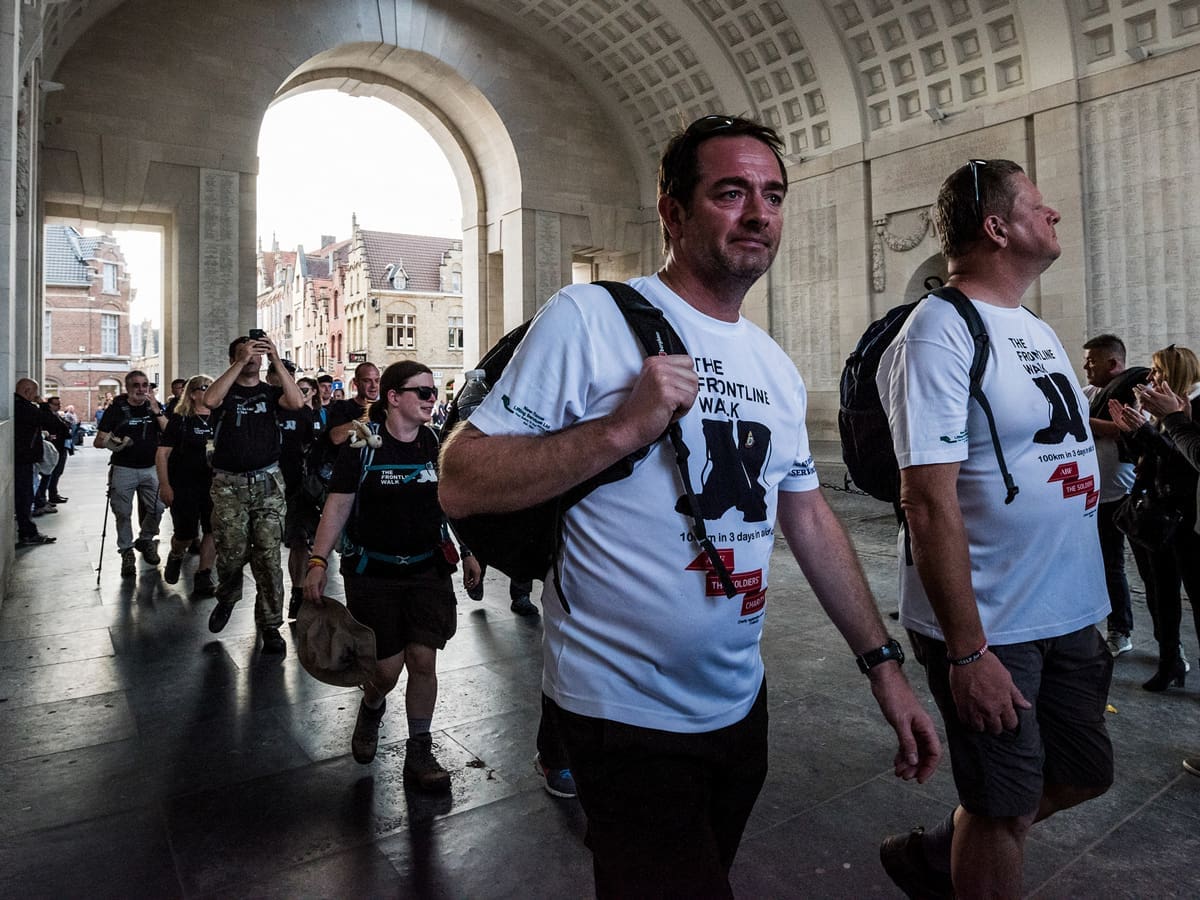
{"left": 592, "top": 280, "right": 738, "bottom": 598}
{"left": 930, "top": 286, "right": 1019, "bottom": 504}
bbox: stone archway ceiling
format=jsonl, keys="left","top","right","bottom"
{"left": 1071, "top": 0, "right": 1200, "bottom": 74}
{"left": 489, "top": 0, "right": 834, "bottom": 162}
{"left": 825, "top": 0, "right": 1026, "bottom": 131}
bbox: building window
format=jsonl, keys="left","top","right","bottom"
{"left": 448, "top": 316, "right": 463, "bottom": 350}
{"left": 103, "top": 262, "right": 119, "bottom": 294}
{"left": 451, "top": 271, "right": 462, "bottom": 292}
{"left": 101, "top": 313, "right": 119, "bottom": 355}
{"left": 44, "top": 310, "right": 52, "bottom": 351}
{"left": 386, "top": 313, "right": 416, "bottom": 350}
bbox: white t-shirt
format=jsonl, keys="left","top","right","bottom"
{"left": 469, "top": 275, "right": 819, "bottom": 732}
{"left": 876, "top": 294, "right": 1109, "bottom": 644}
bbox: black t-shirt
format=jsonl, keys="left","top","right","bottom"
{"left": 210, "top": 382, "right": 285, "bottom": 473}
{"left": 98, "top": 396, "right": 161, "bottom": 469}
{"left": 277, "top": 405, "right": 319, "bottom": 490}
{"left": 160, "top": 413, "right": 214, "bottom": 483}
{"left": 327, "top": 398, "right": 372, "bottom": 429}
{"left": 329, "top": 425, "right": 442, "bottom": 557}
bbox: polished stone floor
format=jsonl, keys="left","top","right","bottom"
{"left": 2, "top": 445, "right": 1198, "bottom": 898}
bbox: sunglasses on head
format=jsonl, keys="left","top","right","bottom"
{"left": 394, "top": 386, "right": 438, "bottom": 401}
{"left": 685, "top": 114, "right": 737, "bottom": 137}
{"left": 968, "top": 159, "right": 988, "bottom": 223}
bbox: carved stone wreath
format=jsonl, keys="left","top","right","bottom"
{"left": 872, "top": 209, "right": 932, "bottom": 293}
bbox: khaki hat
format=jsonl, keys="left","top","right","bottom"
{"left": 295, "top": 599, "right": 378, "bottom": 687}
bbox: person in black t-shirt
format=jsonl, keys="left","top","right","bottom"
{"left": 203, "top": 334, "right": 304, "bottom": 654}
{"left": 157, "top": 374, "right": 217, "bottom": 597}
{"left": 304, "top": 360, "right": 480, "bottom": 788}
{"left": 267, "top": 365, "right": 326, "bottom": 619}
{"left": 94, "top": 370, "right": 168, "bottom": 577}
{"left": 326, "top": 362, "right": 380, "bottom": 448}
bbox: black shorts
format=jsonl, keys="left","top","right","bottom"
{"left": 909, "top": 625, "right": 1114, "bottom": 818}
{"left": 168, "top": 483, "right": 213, "bottom": 541}
{"left": 283, "top": 486, "right": 321, "bottom": 546}
{"left": 343, "top": 566, "right": 457, "bottom": 659}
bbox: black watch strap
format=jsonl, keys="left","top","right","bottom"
{"left": 856, "top": 638, "right": 905, "bottom": 674}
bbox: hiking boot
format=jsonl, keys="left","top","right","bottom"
{"left": 510, "top": 594, "right": 538, "bottom": 617}
{"left": 193, "top": 569, "right": 215, "bottom": 598}
{"left": 879, "top": 828, "right": 954, "bottom": 900}
{"left": 164, "top": 552, "right": 184, "bottom": 585}
{"left": 208, "top": 599, "right": 234, "bottom": 633}
{"left": 535, "top": 753, "right": 577, "bottom": 798}
{"left": 404, "top": 734, "right": 451, "bottom": 790}
{"left": 1184, "top": 758, "right": 1200, "bottom": 777}
{"left": 1105, "top": 630, "right": 1133, "bottom": 657}
{"left": 120, "top": 549, "right": 137, "bottom": 578}
{"left": 352, "top": 699, "right": 386, "bottom": 764}
{"left": 260, "top": 627, "right": 286, "bottom": 655}
{"left": 288, "top": 588, "right": 303, "bottom": 620}
{"left": 134, "top": 538, "right": 160, "bottom": 566}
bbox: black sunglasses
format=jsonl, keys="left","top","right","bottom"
{"left": 394, "top": 386, "right": 438, "bottom": 400}
{"left": 685, "top": 114, "right": 737, "bottom": 138}
{"left": 968, "top": 159, "right": 988, "bottom": 223}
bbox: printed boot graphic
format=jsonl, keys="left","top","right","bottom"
{"left": 676, "top": 419, "right": 771, "bottom": 523}
{"left": 1032, "top": 373, "right": 1088, "bottom": 444}
{"left": 734, "top": 421, "right": 770, "bottom": 522}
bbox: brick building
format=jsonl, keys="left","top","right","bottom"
{"left": 42, "top": 225, "right": 134, "bottom": 418}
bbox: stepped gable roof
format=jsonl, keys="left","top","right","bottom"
{"left": 360, "top": 230, "right": 460, "bottom": 293}
{"left": 44, "top": 225, "right": 101, "bottom": 285}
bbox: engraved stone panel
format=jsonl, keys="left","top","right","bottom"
{"left": 774, "top": 173, "right": 840, "bottom": 392}
{"left": 1081, "top": 75, "right": 1200, "bottom": 362}
{"left": 535, "top": 211, "right": 563, "bottom": 303}
{"left": 198, "top": 169, "right": 239, "bottom": 361}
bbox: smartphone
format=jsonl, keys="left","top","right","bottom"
{"left": 249, "top": 328, "right": 267, "bottom": 340}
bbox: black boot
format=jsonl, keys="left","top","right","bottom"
{"left": 1143, "top": 648, "right": 1187, "bottom": 692}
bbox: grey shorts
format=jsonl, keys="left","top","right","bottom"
{"left": 908, "top": 625, "right": 1114, "bottom": 818}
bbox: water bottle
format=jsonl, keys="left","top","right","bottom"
{"left": 455, "top": 368, "right": 490, "bottom": 421}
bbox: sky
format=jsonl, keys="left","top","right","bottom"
{"left": 106, "top": 91, "right": 462, "bottom": 326}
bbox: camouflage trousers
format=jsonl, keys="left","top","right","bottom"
{"left": 210, "top": 467, "right": 286, "bottom": 628}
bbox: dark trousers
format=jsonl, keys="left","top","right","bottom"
{"left": 35, "top": 450, "right": 67, "bottom": 505}
{"left": 1137, "top": 524, "right": 1200, "bottom": 666}
{"left": 15, "top": 462, "right": 37, "bottom": 537}
{"left": 546, "top": 681, "right": 768, "bottom": 899}
{"left": 1097, "top": 499, "right": 1133, "bottom": 634}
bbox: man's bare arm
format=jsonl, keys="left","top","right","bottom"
{"left": 439, "top": 354, "right": 698, "bottom": 518}
{"left": 900, "top": 462, "right": 1030, "bottom": 733}
{"left": 777, "top": 488, "right": 940, "bottom": 784}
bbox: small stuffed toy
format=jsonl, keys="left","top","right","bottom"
{"left": 347, "top": 419, "right": 382, "bottom": 450}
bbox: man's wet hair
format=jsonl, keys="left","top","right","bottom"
{"left": 933, "top": 159, "right": 1025, "bottom": 260}
{"left": 658, "top": 114, "right": 786, "bottom": 249}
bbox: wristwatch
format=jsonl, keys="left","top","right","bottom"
{"left": 856, "top": 638, "right": 905, "bottom": 674}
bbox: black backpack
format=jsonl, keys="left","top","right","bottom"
{"left": 838, "top": 285, "right": 1018, "bottom": 507}
{"left": 444, "top": 281, "right": 737, "bottom": 602}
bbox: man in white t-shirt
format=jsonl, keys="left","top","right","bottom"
{"left": 876, "top": 160, "right": 1113, "bottom": 899}
{"left": 440, "top": 116, "right": 941, "bottom": 897}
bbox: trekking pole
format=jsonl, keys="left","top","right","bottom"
{"left": 96, "top": 466, "right": 112, "bottom": 587}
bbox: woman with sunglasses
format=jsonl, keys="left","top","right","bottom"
{"left": 303, "top": 360, "right": 480, "bottom": 788}
{"left": 1110, "top": 345, "right": 1200, "bottom": 691}
{"left": 156, "top": 374, "right": 217, "bottom": 596}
